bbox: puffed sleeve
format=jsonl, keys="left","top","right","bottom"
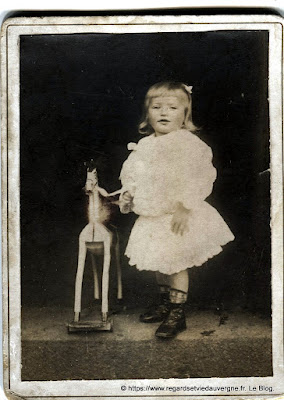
{"left": 173, "top": 135, "right": 217, "bottom": 210}
{"left": 118, "top": 143, "right": 139, "bottom": 213}
{"left": 119, "top": 145, "right": 138, "bottom": 196}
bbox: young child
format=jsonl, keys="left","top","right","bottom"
{"left": 119, "top": 81, "right": 234, "bottom": 339}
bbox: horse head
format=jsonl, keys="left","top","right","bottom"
{"left": 84, "top": 160, "right": 98, "bottom": 193}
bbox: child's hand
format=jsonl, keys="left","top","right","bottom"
{"left": 171, "top": 202, "right": 190, "bottom": 235}
{"left": 119, "top": 191, "right": 134, "bottom": 214}
{"left": 122, "top": 191, "right": 133, "bottom": 203}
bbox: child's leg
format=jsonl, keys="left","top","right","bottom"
{"left": 139, "top": 272, "right": 170, "bottom": 323}
{"left": 155, "top": 270, "right": 188, "bottom": 339}
{"left": 169, "top": 270, "right": 189, "bottom": 294}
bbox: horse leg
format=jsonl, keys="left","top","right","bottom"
{"left": 74, "top": 240, "right": 87, "bottom": 322}
{"left": 115, "top": 233, "right": 122, "bottom": 300}
{"left": 101, "top": 237, "right": 111, "bottom": 322}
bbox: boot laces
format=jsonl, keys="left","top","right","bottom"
{"left": 165, "top": 307, "right": 183, "bottom": 324}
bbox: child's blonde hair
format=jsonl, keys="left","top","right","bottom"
{"left": 139, "top": 81, "right": 197, "bottom": 135}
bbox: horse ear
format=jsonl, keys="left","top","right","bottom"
{"left": 84, "top": 159, "right": 96, "bottom": 172}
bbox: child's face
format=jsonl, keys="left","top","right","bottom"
{"left": 148, "top": 91, "right": 187, "bottom": 136}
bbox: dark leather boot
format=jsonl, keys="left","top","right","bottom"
{"left": 139, "top": 293, "right": 170, "bottom": 323}
{"left": 155, "top": 303, "right": 186, "bottom": 338}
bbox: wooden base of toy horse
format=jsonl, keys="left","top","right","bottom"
{"left": 68, "top": 223, "right": 122, "bottom": 333}
{"left": 68, "top": 315, "right": 113, "bottom": 332}
{"left": 68, "top": 312, "right": 113, "bottom": 332}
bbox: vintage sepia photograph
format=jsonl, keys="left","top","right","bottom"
{"left": 1, "top": 14, "right": 283, "bottom": 399}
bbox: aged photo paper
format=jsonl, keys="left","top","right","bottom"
{"left": 1, "top": 14, "right": 284, "bottom": 399}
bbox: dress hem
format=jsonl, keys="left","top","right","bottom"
{"left": 125, "top": 236, "right": 234, "bottom": 275}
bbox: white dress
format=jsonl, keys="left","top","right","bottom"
{"left": 120, "top": 129, "right": 235, "bottom": 275}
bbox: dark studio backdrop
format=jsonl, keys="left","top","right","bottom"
{"left": 20, "top": 30, "right": 270, "bottom": 313}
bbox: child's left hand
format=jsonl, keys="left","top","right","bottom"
{"left": 171, "top": 202, "right": 190, "bottom": 235}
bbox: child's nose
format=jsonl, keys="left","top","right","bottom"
{"left": 160, "top": 107, "right": 168, "bottom": 115}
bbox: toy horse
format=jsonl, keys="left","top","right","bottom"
{"left": 68, "top": 163, "right": 122, "bottom": 332}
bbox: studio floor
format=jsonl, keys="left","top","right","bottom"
{"left": 21, "top": 305, "right": 272, "bottom": 380}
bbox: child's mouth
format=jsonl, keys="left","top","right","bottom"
{"left": 158, "top": 119, "right": 170, "bottom": 124}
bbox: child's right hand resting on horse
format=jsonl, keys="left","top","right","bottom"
{"left": 119, "top": 191, "right": 134, "bottom": 214}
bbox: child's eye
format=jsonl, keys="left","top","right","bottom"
{"left": 152, "top": 106, "right": 160, "bottom": 109}
{"left": 170, "top": 107, "right": 177, "bottom": 109}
